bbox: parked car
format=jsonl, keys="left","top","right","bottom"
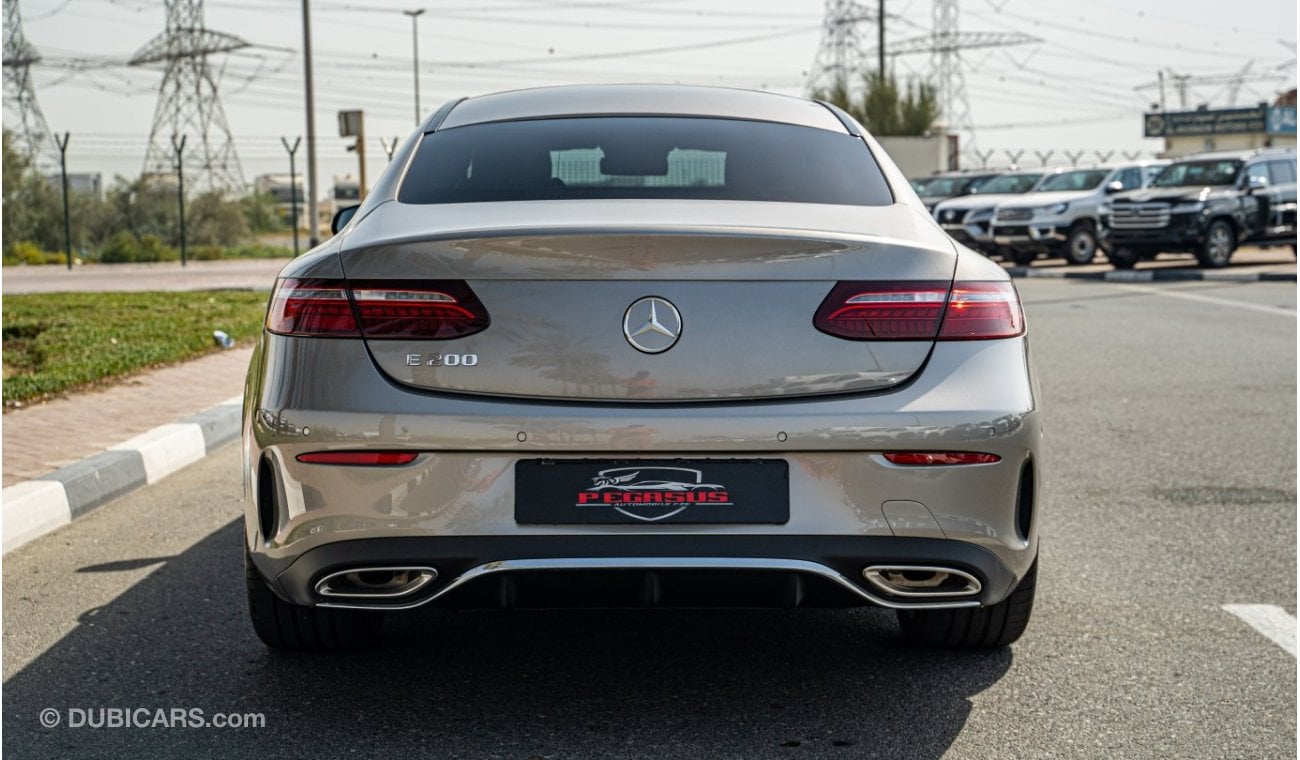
{"left": 1099, "top": 148, "right": 1297, "bottom": 268}
{"left": 243, "top": 84, "right": 1041, "bottom": 653}
{"left": 933, "top": 170, "right": 1047, "bottom": 257}
{"left": 989, "top": 162, "right": 1167, "bottom": 266}
{"left": 910, "top": 171, "right": 1003, "bottom": 213}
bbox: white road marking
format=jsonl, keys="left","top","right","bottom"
{"left": 1223, "top": 604, "right": 1297, "bottom": 657}
{"left": 1119, "top": 284, "right": 1297, "bottom": 318}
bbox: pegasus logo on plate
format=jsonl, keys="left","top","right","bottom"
{"left": 622, "top": 297, "right": 682, "bottom": 354}
{"left": 576, "top": 466, "right": 731, "bottom": 522}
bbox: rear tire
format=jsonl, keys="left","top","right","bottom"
{"left": 1107, "top": 246, "right": 1139, "bottom": 269}
{"left": 1064, "top": 222, "right": 1098, "bottom": 265}
{"left": 246, "top": 549, "right": 384, "bottom": 651}
{"left": 1196, "top": 219, "right": 1236, "bottom": 268}
{"left": 896, "top": 559, "right": 1037, "bottom": 649}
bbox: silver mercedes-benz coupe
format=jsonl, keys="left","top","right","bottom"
{"left": 243, "top": 84, "right": 1041, "bottom": 651}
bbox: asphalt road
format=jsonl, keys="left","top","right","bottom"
{"left": 3, "top": 279, "right": 1295, "bottom": 759}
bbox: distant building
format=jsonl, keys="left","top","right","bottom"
{"left": 254, "top": 173, "right": 306, "bottom": 229}
{"left": 44, "top": 172, "right": 103, "bottom": 200}
{"left": 1144, "top": 91, "right": 1297, "bottom": 157}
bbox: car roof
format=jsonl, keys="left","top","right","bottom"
{"left": 435, "top": 84, "right": 848, "bottom": 133}
{"left": 1174, "top": 147, "right": 1296, "bottom": 163}
{"left": 920, "top": 170, "right": 1001, "bottom": 178}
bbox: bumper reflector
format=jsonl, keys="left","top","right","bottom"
{"left": 296, "top": 451, "right": 419, "bottom": 466}
{"left": 883, "top": 452, "right": 1001, "bottom": 466}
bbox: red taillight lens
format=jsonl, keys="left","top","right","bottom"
{"left": 813, "top": 281, "right": 949, "bottom": 340}
{"left": 350, "top": 280, "right": 490, "bottom": 339}
{"left": 814, "top": 280, "right": 1024, "bottom": 341}
{"left": 267, "top": 278, "right": 359, "bottom": 336}
{"left": 938, "top": 282, "right": 1024, "bottom": 340}
{"left": 296, "top": 451, "right": 419, "bottom": 466}
{"left": 883, "top": 452, "right": 1001, "bottom": 465}
{"left": 266, "top": 278, "right": 490, "bottom": 339}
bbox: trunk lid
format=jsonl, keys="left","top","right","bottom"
{"left": 339, "top": 200, "right": 957, "bottom": 402}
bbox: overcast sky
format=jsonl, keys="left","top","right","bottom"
{"left": 13, "top": 0, "right": 1299, "bottom": 191}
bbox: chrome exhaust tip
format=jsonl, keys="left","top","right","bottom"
{"left": 861, "top": 565, "right": 982, "bottom": 598}
{"left": 315, "top": 566, "right": 438, "bottom": 600}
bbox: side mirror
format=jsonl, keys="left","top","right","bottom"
{"left": 331, "top": 205, "right": 361, "bottom": 235}
{"left": 1104, "top": 181, "right": 1124, "bottom": 194}
{"left": 1247, "top": 174, "right": 1269, "bottom": 192}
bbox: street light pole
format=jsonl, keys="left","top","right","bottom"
{"left": 171, "top": 134, "right": 188, "bottom": 267}
{"left": 281, "top": 136, "right": 302, "bottom": 256}
{"left": 55, "top": 132, "right": 72, "bottom": 271}
{"left": 302, "top": 0, "right": 320, "bottom": 246}
{"left": 404, "top": 9, "right": 425, "bottom": 125}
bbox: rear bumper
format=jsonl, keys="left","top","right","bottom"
{"left": 259, "top": 534, "right": 1021, "bottom": 610}
{"left": 243, "top": 332, "right": 1042, "bottom": 609}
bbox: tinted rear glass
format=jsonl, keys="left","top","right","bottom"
{"left": 973, "top": 174, "right": 1042, "bottom": 194}
{"left": 1034, "top": 169, "right": 1110, "bottom": 192}
{"left": 1151, "top": 160, "right": 1242, "bottom": 187}
{"left": 398, "top": 117, "right": 893, "bottom": 205}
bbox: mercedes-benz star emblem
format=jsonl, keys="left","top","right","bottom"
{"left": 623, "top": 296, "right": 682, "bottom": 354}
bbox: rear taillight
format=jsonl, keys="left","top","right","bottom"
{"left": 297, "top": 451, "right": 419, "bottom": 465}
{"left": 266, "top": 278, "right": 489, "bottom": 339}
{"left": 814, "top": 280, "right": 1023, "bottom": 341}
{"left": 813, "top": 281, "right": 949, "bottom": 340}
{"left": 938, "top": 282, "right": 1024, "bottom": 340}
{"left": 266, "top": 278, "right": 358, "bottom": 336}
{"left": 883, "top": 452, "right": 1001, "bottom": 466}
{"left": 350, "top": 280, "right": 490, "bottom": 339}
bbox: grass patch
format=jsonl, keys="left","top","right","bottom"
{"left": 2, "top": 241, "right": 293, "bottom": 266}
{"left": 2, "top": 290, "right": 268, "bottom": 403}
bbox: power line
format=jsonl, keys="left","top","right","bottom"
{"left": 427, "top": 25, "right": 820, "bottom": 68}
{"left": 975, "top": 4, "right": 1259, "bottom": 61}
{"left": 128, "top": 0, "right": 247, "bottom": 194}
{"left": 805, "top": 0, "right": 875, "bottom": 94}
{"left": 4, "top": 0, "right": 60, "bottom": 169}
{"left": 922, "top": 0, "right": 1038, "bottom": 159}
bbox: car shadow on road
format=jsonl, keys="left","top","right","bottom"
{"left": 4, "top": 520, "right": 1013, "bottom": 759}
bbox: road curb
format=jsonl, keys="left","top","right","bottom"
{"left": 1004, "top": 267, "right": 1297, "bottom": 282}
{"left": 1, "top": 396, "right": 243, "bottom": 554}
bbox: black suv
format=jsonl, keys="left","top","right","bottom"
{"left": 1099, "top": 148, "right": 1297, "bottom": 268}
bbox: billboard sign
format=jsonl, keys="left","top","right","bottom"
{"left": 1144, "top": 106, "right": 1268, "bottom": 137}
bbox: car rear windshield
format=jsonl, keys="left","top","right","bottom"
{"left": 1034, "top": 169, "right": 1110, "bottom": 192}
{"left": 397, "top": 116, "right": 894, "bottom": 206}
{"left": 971, "top": 174, "right": 1042, "bottom": 194}
{"left": 1150, "top": 160, "right": 1242, "bottom": 187}
{"left": 918, "top": 175, "right": 990, "bottom": 197}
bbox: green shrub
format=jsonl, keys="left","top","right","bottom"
{"left": 2, "top": 240, "right": 65, "bottom": 266}
{"left": 192, "top": 245, "right": 225, "bottom": 261}
{"left": 98, "top": 231, "right": 141, "bottom": 263}
{"left": 100, "top": 232, "right": 179, "bottom": 263}
{"left": 137, "top": 235, "right": 178, "bottom": 262}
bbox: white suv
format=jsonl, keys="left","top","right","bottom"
{"left": 989, "top": 162, "right": 1167, "bottom": 266}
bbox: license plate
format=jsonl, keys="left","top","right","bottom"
{"left": 515, "top": 459, "right": 789, "bottom": 525}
